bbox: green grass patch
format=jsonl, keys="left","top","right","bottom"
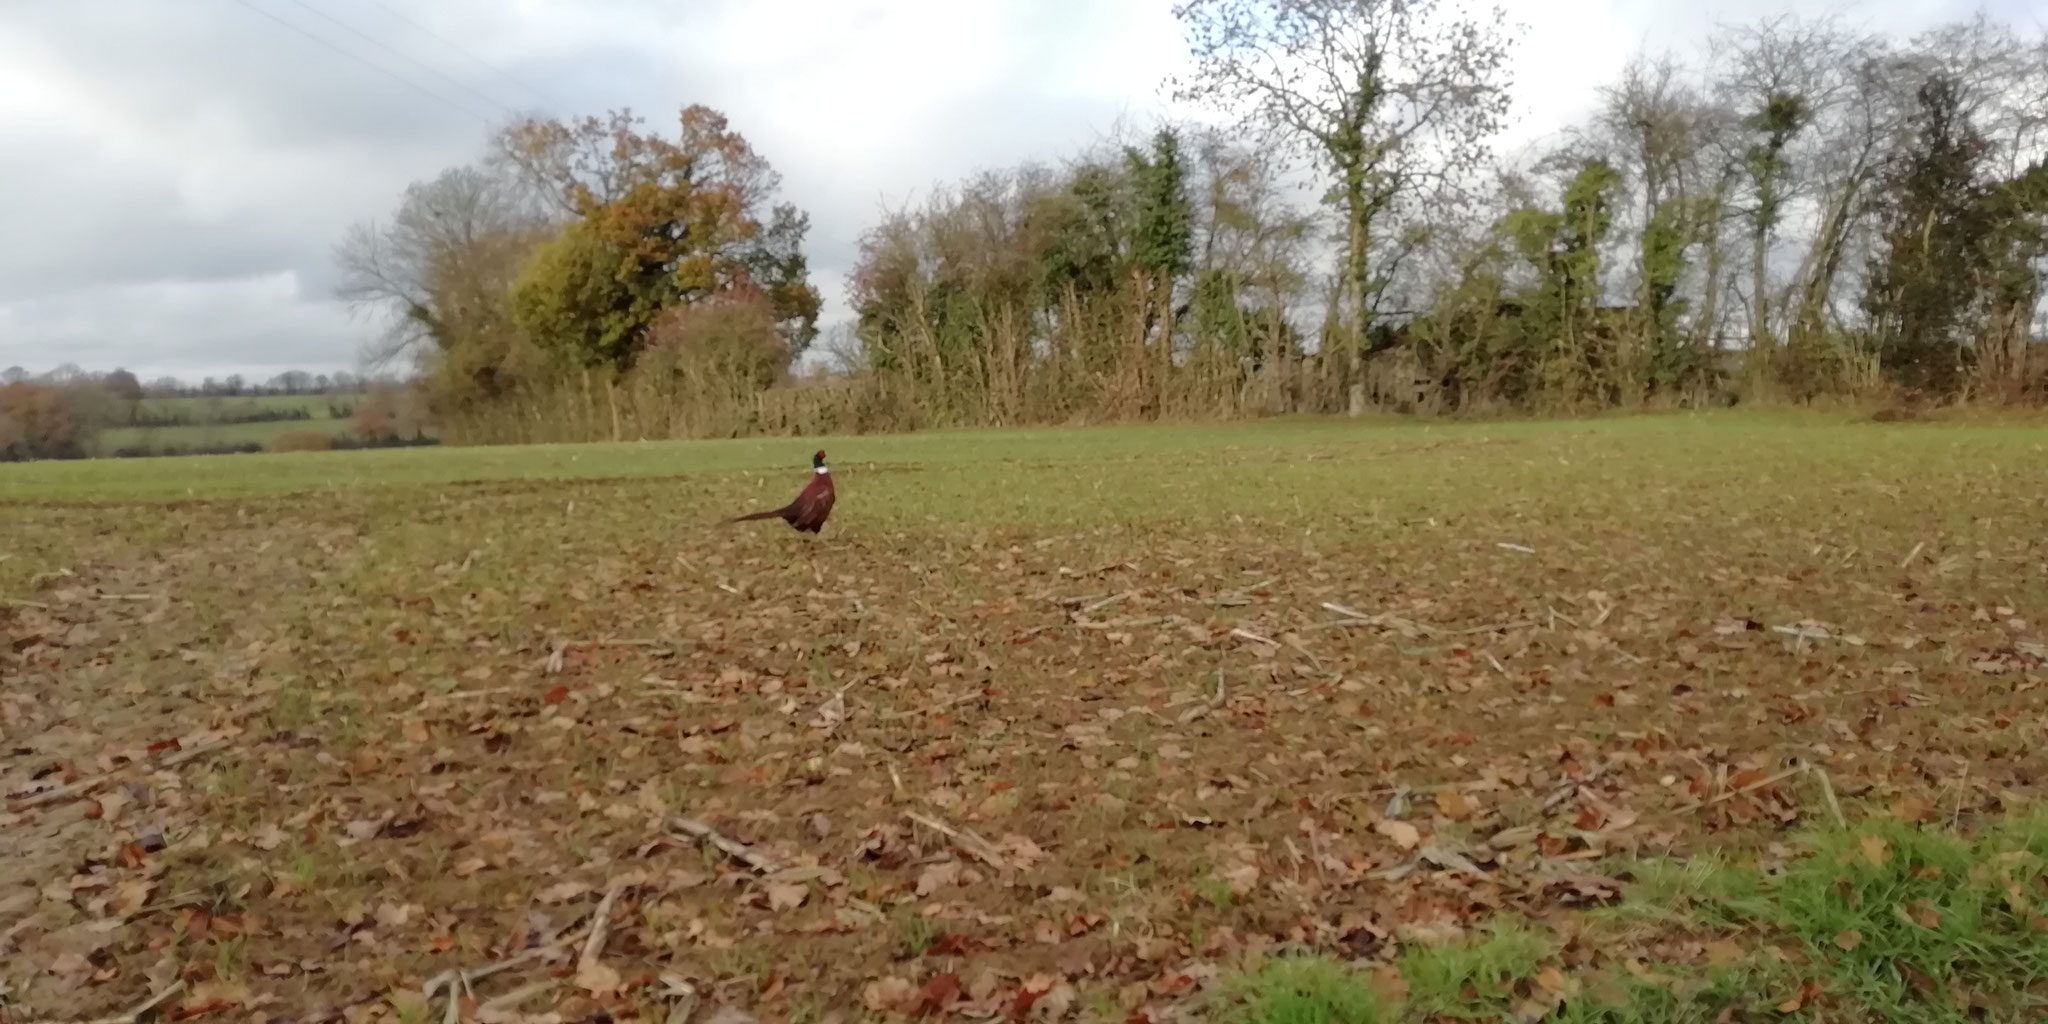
{"left": 1398, "top": 921, "right": 1550, "bottom": 1020}
{"left": 1769, "top": 815, "right": 2048, "bottom": 1021}
{"left": 1214, "top": 956, "right": 1394, "bottom": 1024}
{"left": 1214, "top": 812, "right": 2048, "bottom": 1023}
{"left": 6, "top": 406, "right": 2045, "bottom": 505}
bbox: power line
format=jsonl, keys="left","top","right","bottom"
{"left": 358, "top": 0, "right": 562, "bottom": 114}
{"left": 272, "top": 0, "right": 527, "bottom": 121}
{"left": 224, "top": 0, "right": 500, "bottom": 126}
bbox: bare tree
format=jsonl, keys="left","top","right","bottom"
{"left": 1169, "top": 0, "right": 1517, "bottom": 414}
{"left": 1186, "top": 128, "right": 1319, "bottom": 409}
{"left": 334, "top": 163, "right": 549, "bottom": 369}
{"left": 1708, "top": 14, "right": 1871, "bottom": 376}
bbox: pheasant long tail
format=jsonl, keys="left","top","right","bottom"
{"left": 728, "top": 505, "right": 792, "bottom": 523}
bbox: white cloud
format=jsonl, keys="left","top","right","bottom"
{"left": 0, "top": 0, "right": 2009, "bottom": 378}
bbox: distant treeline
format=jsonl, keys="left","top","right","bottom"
{"left": 327, "top": 8, "right": 2048, "bottom": 449}
{"left": 125, "top": 401, "right": 361, "bottom": 428}
{"left": 1, "top": 365, "right": 378, "bottom": 400}
{"left": 2, "top": 367, "right": 432, "bottom": 462}
{"left": 106, "top": 433, "right": 440, "bottom": 460}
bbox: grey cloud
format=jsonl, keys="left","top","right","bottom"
{"left": 0, "top": 277, "right": 363, "bottom": 380}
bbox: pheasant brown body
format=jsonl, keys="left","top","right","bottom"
{"left": 730, "top": 450, "right": 835, "bottom": 533}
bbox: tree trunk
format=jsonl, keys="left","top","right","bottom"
{"left": 1693, "top": 188, "right": 1729, "bottom": 363}
{"left": 1345, "top": 201, "right": 1368, "bottom": 416}
{"left": 1749, "top": 221, "right": 1772, "bottom": 369}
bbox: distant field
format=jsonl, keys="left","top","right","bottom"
{"left": 6, "top": 410, "right": 2048, "bottom": 1021}
{"left": 97, "top": 416, "right": 352, "bottom": 453}
{"left": 94, "top": 393, "right": 368, "bottom": 456}
{"left": 14, "top": 406, "right": 2043, "bottom": 502}
{"left": 132, "top": 394, "right": 358, "bottom": 419}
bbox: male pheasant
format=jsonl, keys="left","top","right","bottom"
{"left": 729, "top": 450, "right": 835, "bottom": 533}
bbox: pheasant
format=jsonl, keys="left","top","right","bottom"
{"left": 729, "top": 450, "right": 835, "bottom": 533}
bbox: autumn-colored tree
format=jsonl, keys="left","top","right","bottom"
{"left": 0, "top": 382, "right": 90, "bottom": 461}
{"left": 350, "top": 380, "right": 434, "bottom": 440}
{"left": 641, "top": 285, "right": 790, "bottom": 393}
{"left": 500, "top": 106, "right": 821, "bottom": 369}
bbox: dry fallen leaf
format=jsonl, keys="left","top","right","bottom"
{"left": 1434, "top": 790, "right": 1478, "bottom": 821}
{"left": 180, "top": 978, "right": 252, "bottom": 1016}
{"left": 862, "top": 976, "right": 916, "bottom": 1012}
{"left": 575, "top": 959, "right": 623, "bottom": 996}
{"left": 765, "top": 882, "right": 807, "bottom": 911}
{"left": 537, "top": 881, "right": 590, "bottom": 904}
{"left": 1220, "top": 861, "right": 1261, "bottom": 896}
{"left": 1901, "top": 899, "right": 1942, "bottom": 930}
{"left": 1035, "top": 981, "right": 1078, "bottom": 1018}
{"left": 1776, "top": 980, "right": 1822, "bottom": 1013}
{"left": 1375, "top": 818, "right": 1422, "bottom": 850}
{"left": 1891, "top": 794, "right": 1934, "bottom": 823}
{"left": 110, "top": 879, "right": 153, "bottom": 917}
{"left": 915, "top": 973, "right": 963, "bottom": 1015}
{"left": 916, "top": 861, "right": 962, "bottom": 897}
{"left": 49, "top": 952, "right": 92, "bottom": 977}
{"left": 1834, "top": 928, "right": 1863, "bottom": 950}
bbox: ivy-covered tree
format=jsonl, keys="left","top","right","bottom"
{"left": 1861, "top": 74, "right": 1993, "bottom": 395}
{"left": 1499, "top": 160, "right": 1622, "bottom": 406}
{"left": 1126, "top": 128, "right": 1194, "bottom": 286}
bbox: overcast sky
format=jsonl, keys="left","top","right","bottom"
{"left": 0, "top": 0, "right": 2017, "bottom": 382}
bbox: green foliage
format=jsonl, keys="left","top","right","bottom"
{"left": 1398, "top": 923, "right": 1549, "bottom": 1020}
{"left": 1035, "top": 162, "right": 1132, "bottom": 298}
{"left": 1491, "top": 160, "right": 1624, "bottom": 406}
{"left": 1545, "top": 966, "right": 1780, "bottom": 1024}
{"left": 1215, "top": 957, "right": 1391, "bottom": 1024}
{"left": 1862, "top": 74, "right": 1997, "bottom": 395}
{"left": 1742, "top": 91, "right": 1812, "bottom": 238}
{"left": 742, "top": 203, "right": 824, "bottom": 356}
{"left": 1641, "top": 196, "right": 1703, "bottom": 390}
{"left": 1206, "top": 809, "right": 2048, "bottom": 1024}
{"left": 1190, "top": 267, "right": 1253, "bottom": 356}
{"left": 1126, "top": 128, "right": 1195, "bottom": 281}
{"left": 353, "top": 104, "right": 822, "bottom": 434}
{"left": 1596, "top": 853, "right": 1771, "bottom": 933}
{"left": 509, "top": 217, "right": 650, "bottom": 369}
{"left": 850, "top": 130, "right": 1230, "bottom": 425}
{"left": 1770, "top": 816, "right": 2048, "bottom": 1020}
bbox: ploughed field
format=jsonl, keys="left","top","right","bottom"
{"left": 4, "top": 412, "right": 2047, "bottom": 1023}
